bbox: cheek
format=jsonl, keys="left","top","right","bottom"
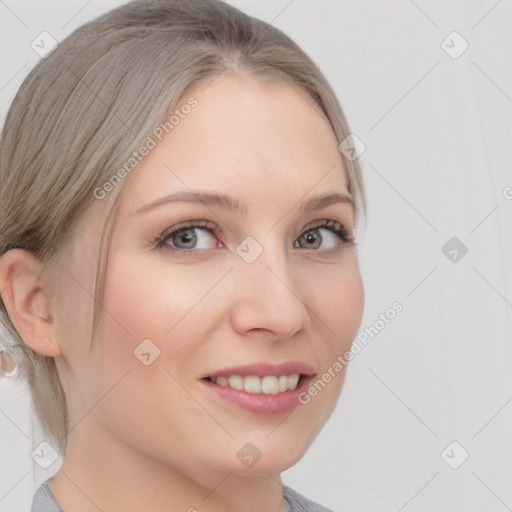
{"left": 337, "top": 272, "right": 365, "bottom": 345}
{"left": 312, "top": 263, "right": 365, "bottom": 352}
{"left": 101, "top": 253, "right": 199, "bottom": 336}
{"left": 95, "top": 252, "right": 229, "bottom": 366}
{"left": 295, "top": 264, "right": 364, "bottom": 415}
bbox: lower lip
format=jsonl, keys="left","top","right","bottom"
{"left": 200, "top": 376, "right": 313, "bottom": 415}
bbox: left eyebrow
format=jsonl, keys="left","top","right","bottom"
{"left": 299, "top": 193, "right": 355, "bottom": 213}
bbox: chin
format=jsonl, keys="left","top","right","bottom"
{"left": 223, "top": 428, "right": 320, "bottom": 476}
{"left": 231, "top": 451, "right": 304, "bottom": 477}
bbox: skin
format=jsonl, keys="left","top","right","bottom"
{"left": 0, "top": 74, "right": 364, "bottom": 512}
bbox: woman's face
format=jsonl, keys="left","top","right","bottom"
{"left": 57, "top": 75, "right": 364, "bottom": 483}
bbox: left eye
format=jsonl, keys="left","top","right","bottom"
{"left": 296, "top": 228, "right": 340, "bottom": 250}
{"left": 166, "top": 226, "right": 217, "bottom": 250}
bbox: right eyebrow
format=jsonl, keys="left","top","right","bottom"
{"left": 135, "top": 190, "right": 248, "bottom": 216}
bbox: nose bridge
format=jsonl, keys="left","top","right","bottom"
{"left": 237, "top": 234, "right": 291, "bottom": 295}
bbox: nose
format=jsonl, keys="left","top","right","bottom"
{"left": 229, "top": 247, "right": 311, "bottom": 339}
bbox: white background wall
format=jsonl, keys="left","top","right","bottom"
{"left": 1, "top": 1, "right": 511, "bottom": 510}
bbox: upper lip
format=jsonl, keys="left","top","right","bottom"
{"left": 202, "top": 361, "right": 316, "bottom": 378}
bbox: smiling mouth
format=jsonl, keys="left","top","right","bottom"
{"left": 203, "top": 374, "right": 303, "bottom": 394}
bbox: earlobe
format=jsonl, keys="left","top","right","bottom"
{"left": 0, "top": 249, "right": 61, "bottom": 357}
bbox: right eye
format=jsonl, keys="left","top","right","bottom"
{"left": 154, "top": 220, "right": 223, "bottom": 254}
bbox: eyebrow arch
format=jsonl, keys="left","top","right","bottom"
{"left": 299, "top": 193, "right": 355, "bottom": 213}
{"left": 136, "top": 191, "right": 248, "bottom": 215}
{"left": 135, "top": 190, "right": 355, "bottom": 216}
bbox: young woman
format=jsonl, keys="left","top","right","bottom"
{"left": 0, "top": 1, "right": 366, "bottom": 510}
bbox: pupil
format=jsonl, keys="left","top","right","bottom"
{"left": 304, "top": 230, "right": 321, "bottom": 248}
{"left": 176, "top": 229, "right": 196, "bottom": 248}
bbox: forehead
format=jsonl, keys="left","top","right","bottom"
{"left": 119, "top": 75, "right": 349, "bottom": 213}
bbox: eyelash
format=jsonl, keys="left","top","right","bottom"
{"left": 153, "top": 219, "right": 356, "bottom": 255}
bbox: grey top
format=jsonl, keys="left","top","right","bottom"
{"left": 31, "top": 481, "right": 333, "bottom": 511}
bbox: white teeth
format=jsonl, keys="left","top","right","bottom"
{"left": 244, "top": 376, "right": 261, "bottom": 393}
{"left": 228, "top": 375, "right": 244, "bottom": 390}
{"left": 261, "top": 376, "right": 280, "bottom": 394}
{"left": 278, "top": 375, "right": 289, "bottom": 392}
{"left": 216, "top": 376, "right": 229, "bottom": 387}
{"left": 288, "top": 374, "right": 300, "bottom": 389}
{"left": 209, "top": 374, "right": 301, "bottom": 394}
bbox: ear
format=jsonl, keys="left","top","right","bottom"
{"left": 0, "top": 249, "right": 61, "bottom": 357}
